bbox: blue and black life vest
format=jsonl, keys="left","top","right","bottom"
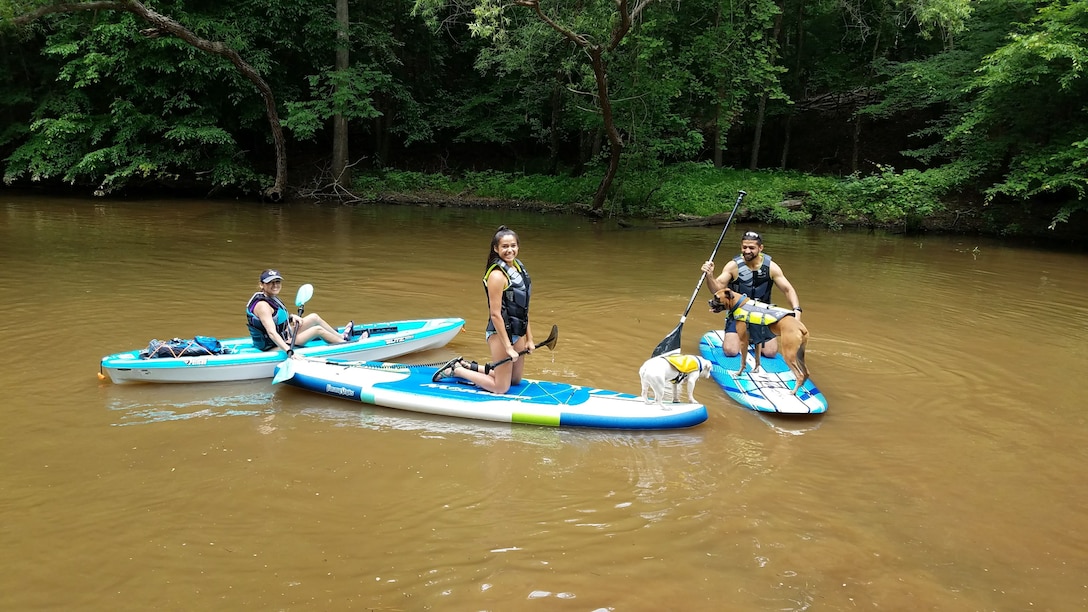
{"left": 484, "top": 259, "right": 531, "bottom": 338}
{"left": 246, "top": 292, "right": 289, "bottom": 350}
{"left": 729, "top": 253, "right": 773, "bottom": 303}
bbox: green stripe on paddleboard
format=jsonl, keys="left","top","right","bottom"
{"left": 511, "top": 412, "right": 560, "bottom": 427}
{"left": 361, "top": 390, "right": 376, "bottom": 404}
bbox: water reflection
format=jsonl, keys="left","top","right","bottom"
{"left": 104, "top": 381, "right": 276, "bottom": 425}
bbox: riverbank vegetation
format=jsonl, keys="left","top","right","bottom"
{"left": 328, "top": 164, "right": 991, "bottom": 236}
{"left": 2, "top": 0, "right": 1085, "bottom": 239}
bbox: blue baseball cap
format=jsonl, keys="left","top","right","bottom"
{"left": 260, "top": 269, "right": 283, "bottom": 283}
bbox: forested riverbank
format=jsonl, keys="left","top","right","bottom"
{"left": 2, "top": 1, "right": 1085, "bottom": 240}
{"left": 287, "top": 166, "right": 1088, "bottom": 243}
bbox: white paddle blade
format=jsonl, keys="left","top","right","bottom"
{"left": 272, "top": 358, "right": 294, "bottom": 384}
{"left": 295, "top": 283, "right": 314, "bottom": 308}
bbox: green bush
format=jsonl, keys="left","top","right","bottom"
{"left": 837, "top": 165, "right": 947, "bottom": 230}
{"left": 354, "top": 163, "right": 957, "bottom": 231}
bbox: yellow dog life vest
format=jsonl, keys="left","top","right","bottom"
{"left": 665, "top": 354, "right": 701, "bottom": 374}
{"left": 728, "top": 294, "right": 794, "bottom": 325}
{"left": 663, "top": 354, "right": 705, "bottom": 384}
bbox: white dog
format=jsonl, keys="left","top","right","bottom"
{"left": 639, "top": 354, "right": 713, "bottom": 407}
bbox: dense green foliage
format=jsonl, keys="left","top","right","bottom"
{"left": 1, "top": 0, "right": 1085, "bottom": 235}
{"left": 869, "top": 0, "right": 1088, "bottom": 231}
{"left": 348, "top": 164, "right": 949, "bottom": 231}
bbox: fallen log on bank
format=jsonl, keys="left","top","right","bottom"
{"left": 654, "top": 199, "right": 804, "bottom": 228}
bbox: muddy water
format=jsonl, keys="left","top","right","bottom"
{"left": 1, "top": 195, "right": 1086, "bottom": 610}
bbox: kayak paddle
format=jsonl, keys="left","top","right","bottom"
{"left": 272, "top": 283, "right": 314, "bottom": 384}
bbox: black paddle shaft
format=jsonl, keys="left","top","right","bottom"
{"left": 651, "top": 190, "right": 747, "bottom": 357}
{"left": 484, "top": 325, "right": 558, "bottom": 373}
{"left": 285, "top": 302, "right": 306, "bottom": 356}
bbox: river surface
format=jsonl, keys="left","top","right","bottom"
{"left": 1, "top": 195, "right": 1086, "bottom": 611}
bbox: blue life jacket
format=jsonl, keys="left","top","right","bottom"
{"left": 484, "top": 259, "right": 531, "bottom": 338}
{"left": 246, "top": 292, "right": 289, "bottom": 350}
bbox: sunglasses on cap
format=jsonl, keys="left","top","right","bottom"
{"left": 742, "top": 231, "right": 761, "bottom": 241}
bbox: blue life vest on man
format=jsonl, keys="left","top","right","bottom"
{"left": 246, "top": 292, "right": 289, "bottom": 350}
{"left": 725, "top": 253, "right": 775, "bottom": 345}
{"left": 484, "top": 259, "right": 531, "bottom": 338}
{"left": 729, "top": 253, "right": 773, "bottom": 302}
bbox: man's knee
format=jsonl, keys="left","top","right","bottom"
{"left": 761, "top": 339, "right": 778, "bottom": 357}
{"left": 723, "top": 334, "right": 741, "bottom": 357}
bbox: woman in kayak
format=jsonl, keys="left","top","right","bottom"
{"left": 246, "top": 269, "right": 358, "bottom": 352}
{"left": 433, "top": 226, "right": 536, "bottom": 393}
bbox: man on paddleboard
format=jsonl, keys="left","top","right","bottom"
{"left": 701, "top": 231, "right": 802, "bottom": 358}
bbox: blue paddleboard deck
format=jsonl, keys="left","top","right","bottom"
{"left": 277, "top": 358, "right": 708, "bottom": 430}
{"left": 699, "top": 329, "right": 828, "bottom": 414}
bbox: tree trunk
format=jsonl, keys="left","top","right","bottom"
{"left": 713, "top": 107, "right": 723, "bottom": 168}
{"left": 591, "top": 128, "right": 603, "bottom": 159}
{"left": 779, "top": 0, "right": 805, "bottom": 170}
{"left": 14, "top": 0, "right": 289, "bottom": 201}
{"left": 374, "top": 105, "right": 393, "bottom": 168}
{"left": 779, "top": 113, "right": 792, "bottom": 169}
{"left": 547, "top": 74, "right": 562, "bottom": 175}
{"left": 749, "top": 3, "right": 784, "bottom": 171}
{"left": 514, "top": 0, "right": 655, "bottom": 211}
{"left": 749, "top": 94, "right": 767, "bottom": 170}
{"left": 331, "top": 0, "right": 350, "bottom": 187}
{"left": 712, "top": 2, "right": 724, "bottom": 168}
{"left": 588, "top": 47, "right": 622, "bottom": 210}
{"left": 851, "top": 112, "right": 862, "bottom": 173}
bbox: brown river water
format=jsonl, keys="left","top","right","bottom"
{"left": 1, "top": 195, "right": 1086, "bottom": 611}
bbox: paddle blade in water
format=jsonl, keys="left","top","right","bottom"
{"left": 272, "top": 359, "right": 295, "bottom": 384}
{"left": 539, "top": 325, "right": 558, "bottom": 351}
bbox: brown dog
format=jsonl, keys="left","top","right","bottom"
{"left": 712, "top": 288, "right": 810, "bottom": 395}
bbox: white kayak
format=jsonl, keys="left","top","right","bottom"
{"left": 273, "top": 357, "right": 709, "bottom": 430}
{"left": 99, "top": 317, "right": 465, "bottom": 384}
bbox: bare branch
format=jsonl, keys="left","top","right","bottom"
{"left": 513, "top": 0, "right": 590, "bottom": 48}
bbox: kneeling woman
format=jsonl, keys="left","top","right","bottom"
{"left": 246, "top": 269, "right": 355, "bottom": 353}
{"left": 435, "top": 226, "right": 536, "bottom": 393}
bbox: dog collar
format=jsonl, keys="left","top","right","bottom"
{"left": 731, "top": 294, "right": 749, "bottom": 316}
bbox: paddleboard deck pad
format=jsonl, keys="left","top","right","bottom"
{"left": 276, "top": 358, "right": 708, "bottom": 430}
{"left": 699, "top": 329, "right": 827, "bottom": 414}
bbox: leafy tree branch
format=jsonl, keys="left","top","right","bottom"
{"left": 10, "top": 0, "right": 288, "bottom": 200}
